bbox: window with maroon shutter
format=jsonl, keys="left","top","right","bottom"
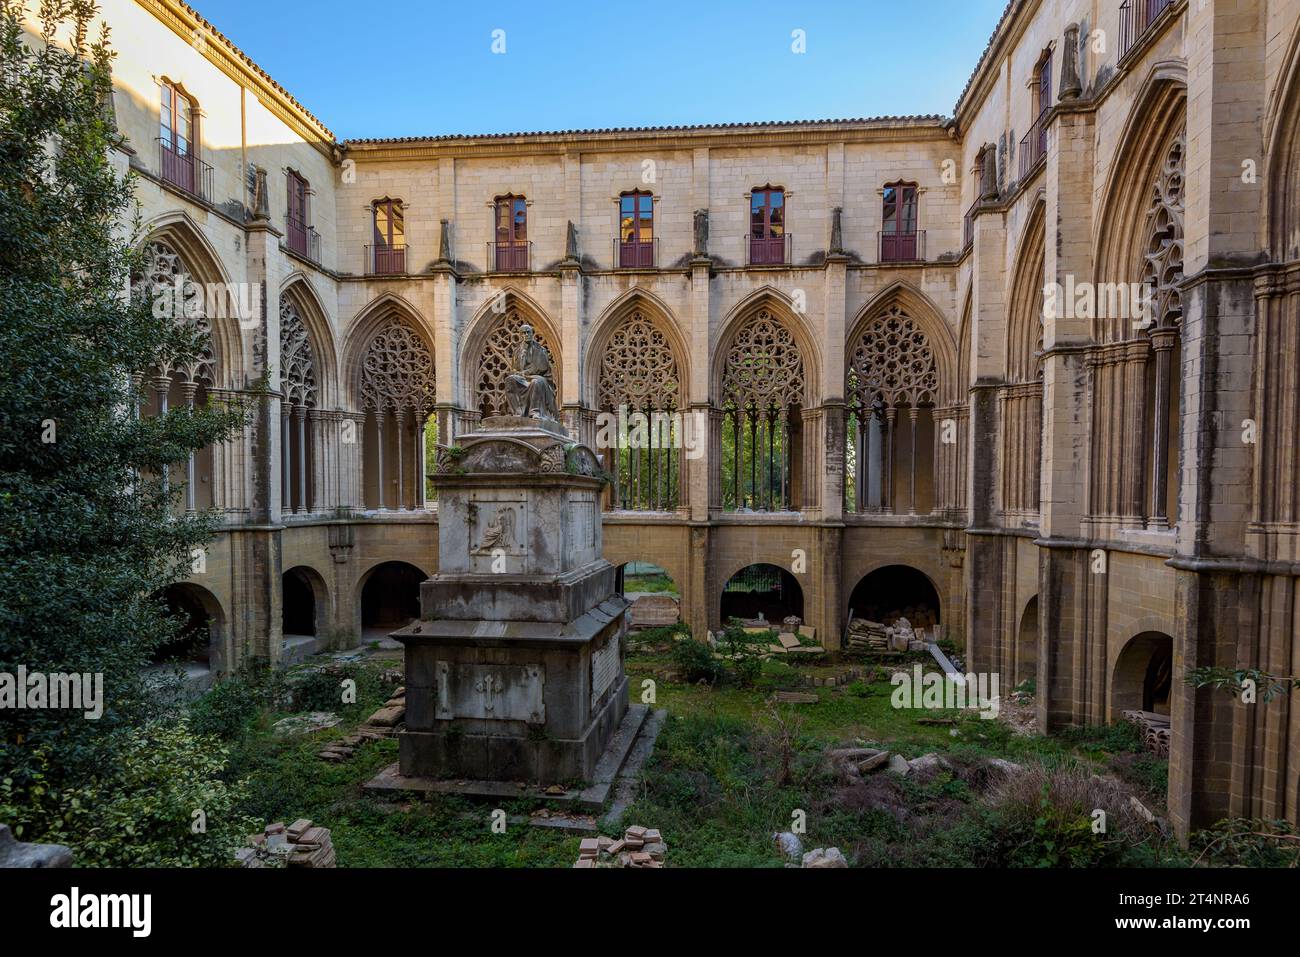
{"left": 749, "top": 186, "right": 786, "bottom": 264}
{"left": 159, "top": 81, "right": 196, "bottom": 193}
{"left": 881, "top": 182, "right": 919, "bottom": 262}
{"left": 493, "top": 194, "right": 528, "bottom": 271}
{"left": 286, "top": 171, "right": 309, "bottom": 257}
{"left": 371, "top": 198, "right": 405, "bottom": 275}
{"left": 618, "top": 191, "right": 654, "bottom": 268}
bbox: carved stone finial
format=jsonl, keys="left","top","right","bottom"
{"left": 438, "top": 218, "right": 451, "bottom": 263}
{"left": 693, "top": 208, "right": 709, "bottom": 257}
{"left": 250, "top": 165, "right": 270, "bottom": 221}
{"left": 981, "top": 145, "right": 999, "bottom": 202}
{"left": 564, "top": 221, "right": 579, "bottom": 261}
{"left": 1060, "top": 24, "right": 1083, "bottom": 100}
{"left": 829, "top": 206, "right": 843, "bottom": 255}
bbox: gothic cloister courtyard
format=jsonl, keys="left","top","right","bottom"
{"left": 4, "top": 0, "right": 1300, "bottom": 907}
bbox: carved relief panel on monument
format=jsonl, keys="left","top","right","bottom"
{"left": 468, "top": 494, "right": 527, "bottom": 574}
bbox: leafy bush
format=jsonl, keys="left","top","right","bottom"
{"left": 0, "top": 717, "right": 259, "bottom": 867}
{"left": 1190, "top": 819, "right": 1300, "bottom": 867}
{"left": 188, "top": 668, "right": 284, "bottom": 741}
{"left": 718, "top": 620, "right": 772, "bottom": 688}
{"left": 671, "top": 635, "right": 727, "bottom": 685}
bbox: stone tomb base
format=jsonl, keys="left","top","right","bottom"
{"left": 385, "top": 595, "right": 629, "bottom": 784}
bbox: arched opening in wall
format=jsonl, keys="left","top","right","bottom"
{"left": 845, "top": 304, "right": 939, "bottom": 514}
{"left": 357, "top": 316, "right": 435, "bottom": 510}
{"left": 360, "top": 561, "right": 426, "bottom": 639}
{"left": 720, "top": 307, "right": 807, "bottom": 512}
{"left": 153, "top": 583, "right": 219, "bottom": 672}
{"left": 282, "top": 567, "right": 320, "bottom": 637}
{"left": 1142, "top": 335, "right": 1181, "bottom": 524}
{"left": 1112, "top": 631, "right": 1174, "bottom": 717}
{"left": 136, "top": 239, "right": 219, "bottom": 513}
{"left": 617, "top": 562, "right": 681, "bottom": 630}
{"left": 595, "top": 308, "right": 684, "bottom": 512}
{"left": 847, "top": 565, "right": 941, "bottom": 638}
{"left": 721, "top": 563, "right": 803, "bottom": 626}
{"left": 1016, "top": 596, "right": 1039, "bottom": 686}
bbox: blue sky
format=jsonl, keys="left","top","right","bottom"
{"left": 191, "top": 0, "right": 1009, "bottom": 140}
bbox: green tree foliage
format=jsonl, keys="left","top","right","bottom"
{"left": 0, "top": 0, "right": 249, "bottom": 789}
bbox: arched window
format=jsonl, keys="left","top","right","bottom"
{"left": 280, "top": 297, "right": 318, "bottom": 514}
{"left": 492, "top": 194, "right": 529, "bottom": 271}
{"left": 720, "top": 308, "right": 805, "bottom": 511}
{"left": 1141, "top": 133, "right": 1185, "bottom": 526}
{"left": 596, "top": 309, "right": 681, "bottom": 510}
{"left": 474, "top": 310, "right": 557, "bottom": 418}
{"left": 370, "top": 197, "right": 405, "bottom": 275}
{"left": 846, "top": 304, "right": 938, "bottom": 514}
{"left": 359, "top": 319, "right": 435, "bottom": 510}
{"left": 138, "top": 240, "right": 217, "bottom": 514}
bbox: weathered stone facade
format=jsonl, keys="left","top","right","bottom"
{"left": 44, "top": 0, "right": 1300, "bottom": 839}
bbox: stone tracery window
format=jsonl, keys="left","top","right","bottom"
{"left": 720, "top": 307, "right": 805, "bottom": 511}
{"left": 1141, "top": 132, "right": 1186, "bottom": 526}
{"left": 138, "top": 239, "right": 217, "bottom": 513}
{"left": 359, "top": 317, "right": 435, "bottom": 511}
{"left": 474, "top": 311, "right": 556, "bottom": 417}
{"left": 846, "top": 304, "right": 938, "bottom": 514}
{"left": 596, "top": 309, "right": 681, "bottom": 510}
{"left": 280, "top": 298, "right": 318, "bottom": 513}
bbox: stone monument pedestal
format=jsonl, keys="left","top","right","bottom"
{"left": 388, "top": 417, "right": 629, "bottom": 784}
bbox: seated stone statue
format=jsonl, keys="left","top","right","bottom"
{"left": 504, "top": 324, "right": 559, "bottom": 421}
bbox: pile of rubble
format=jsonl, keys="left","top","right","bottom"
{"left": 318, "top": 686, "right": 406, "bottom": 761}
{"left": 846, "top": 615, "right": 933, "bottom": 653}
{"left": 573, "top": 825, "right": 666, "bottom": 868}
{"left": 237, "top": 819, "right": 336, "bottom": 868}
{"left": 1122, "top": 709, "right": 1171, "bottom": 757}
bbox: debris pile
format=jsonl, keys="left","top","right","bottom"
{"left": 846, "top": 618, "right": 891, "bottom": 652}
{"left": 318, "top": 687, "right": 406, "bottom": 761}
{"left": 573, "top": 825, "right": 666, "bottom": 868}
{"left": 237, "top": 819, "right": 337, "bottom": 868}
{"left": 1122, "top": 709, "right": 1171, "bottom": 756}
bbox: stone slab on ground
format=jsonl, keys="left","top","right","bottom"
{"left": 364, "top": 704, "right": 651, "bottom": 811}
{"left": 629, "top": 594, "right": 680, "bottom": 628}
{"left": 601, "top": 707, "right": 668, "bottom": 829}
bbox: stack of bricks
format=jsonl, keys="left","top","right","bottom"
{"left": 318, "top": 687, "right": 406, "bottom": 761}
{"left": 239, "top": 819, "right": 337, "bottom": 868}
{"left": 573, "top": 825, "right": 666, "bottom": 868}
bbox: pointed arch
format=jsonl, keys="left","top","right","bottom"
{"left": 1265, "top": 21, "right": 1300, "bottom": 261}
{"left": 712, "top": 286, "right": 821, "bottom": 408}
{"left": 461, "top": 288, "right": 563, "bottom": 415}
{"left": 137, "top": 213, "right": 243, "bottom": 389}
{"left": 1093, "top": 61, "right": 1188, "bottom": 342}
{"left": 586, "top": 288, "right": 690, "bottom": 410}
{"left": 847, "top": 280, "right": 958, "bottom": 404}
{"left": 280, "top": 276, "right": 340, "bottom": 409}
{"left": 341, "top": 293, "right": 436, "bottom": 410}
{"left": 1007, "top": 197, "right": 1047, "bottom": 383}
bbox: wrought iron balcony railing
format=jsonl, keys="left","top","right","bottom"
{"left": 1120, "top": 0, "right": 1176, "bottom": 61}
{"left": 746, "top": 233, "right": 792, "bottom": 266}
{"left": 157, "top": 137, "right": 213, "bottom": 203}
{"left": 487, "top": 240, "right": 531, "bottom": 272}
{"left": 613, "top": 237, "right": 657, "bottom": 269}
{"left": 878, "top": 229, "right": 926, "bottom": 263}
{"left": 365, "top": 243, "right": 407, "bottom": 276}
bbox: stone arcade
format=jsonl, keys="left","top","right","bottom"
{"left": 387, "top": 380, "right": 631, "bottom": 784}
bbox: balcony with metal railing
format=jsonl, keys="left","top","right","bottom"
{"left": 963, "top": 205, "right": 976, "bottom": 252}
{"left": 613, "top": 237, "right": 658, "bottom": 269}
{"left": 285, "top": 214, "right": 320, "bottom": 263}
{"left": 746, "top": 233, "right": 792, "bottom": 266}
{"left": 878, "top": 229, "right": 926, "bottom": 264}
{"left": 487, "top": 240, "right": 531, "bottom": 272}
{"left": 365, "top": 244, "right": 407, "bottom": 276}
{"left": 1019, "top": 108, "right": 1050, "bottom": 179}
{"left": 156, "top": 137, "right": 213, "bottom": 203}
{"left": 1120, "top": 0, "right": 1177, "bottom": 61}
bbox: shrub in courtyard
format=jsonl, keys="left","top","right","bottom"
{"left": 670, "top": 634, "right": 727, "bottom": 685}
{"left": 1190, "top": 818, "right": 1300, "bottom": 867}
{"left": 0, "top": 0, "right": 249, "bottom": 796}
{"left": 718, "top": 620, "right": 771, "bottom": 687}
{"left": 0, "top": 717, "right": 258, "bottom": 867}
